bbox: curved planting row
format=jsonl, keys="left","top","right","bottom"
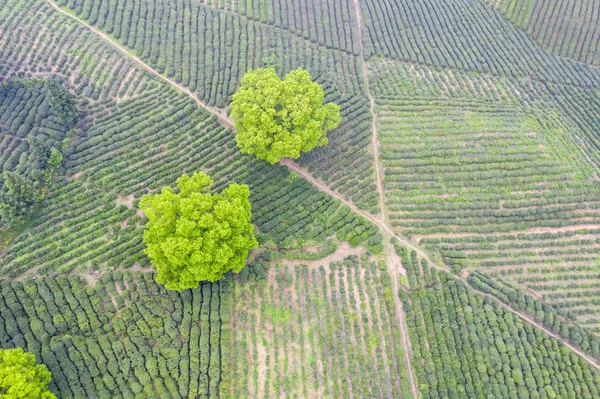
{"left": 0, "top": 272, "right": 226, "bottom": 398}
{"left": 0, "top": 0, "right": 383, "bottom": 277}
{"left": 401, "top": 261, "right": 600, "bottom": 398}
{"left": 231, "top": 0, "right": 361, "bottom": 55}
{"left": 0, "top": 80, "right": 71, "bottom": 177}
{"left": 47, "top": 0, "right": 379, "bottom": 212}
{"left": 368, "top": 60, "right": 600, "bottom": 329}
{"left": 469, "top": 270, "right": 600, "bottom": 355}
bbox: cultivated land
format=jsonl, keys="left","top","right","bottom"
{"left": 1, "top": 0, "right": 600, "bottom": 397}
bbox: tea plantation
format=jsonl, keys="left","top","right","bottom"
{"left": 1, "top": 0, "right": 600, "bottom": 397}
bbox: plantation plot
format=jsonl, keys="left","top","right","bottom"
{"left": 43, "top": 0, "right": 381, "bottom": 212}
{"left": 369, "top": 60, "right": 600, "bottom": 328}
{"left": 0, "top": 80, "right": 71, "bottom": 177}
{"left": 228, "top": 256, "right": 413, "bottom": 398}
{"left": 469, "top": 270, "right": 600, "bottom": 362}
{"left": 4, "top": 0, "right": 600, "bottom": 397}
{"left": 0, "top": 272, "right": 227, "bottom": 398}
{"left": 546, "top": 84, "right": 600, "bottom": 170}
{"left": 231, "top": 0, "right": 361, "bottom": 55}
{"left": 0, "top": 2, "right": 148, "bottom": 103}
{"left": 0, "top": 0, "right": 383, "bottom": 278}
{"left": 359, "top": 0, "right": 600, "bottom": 87}
{"left": 489, "top": 0, "right": 600, "bottom": 66}
{"left": 402, "top": 260, "right": 600, "bottom": 398}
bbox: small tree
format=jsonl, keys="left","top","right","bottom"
{"left": 140, "top": 172, "right": 257, "bottom": 291}
{"left": 0, "top": 347, "right": 56, "bottom": 399}
{"left": 230, "top": 68, "right": 341, "bottom": 164}
{"left": 45, "top": 78, "right": 78, "bottom": 127}
{"left": 0, "top": 171, "right": 40, "bottom": 228}
{"left": 48, "top": 148, "right": 63, "bottom": 168}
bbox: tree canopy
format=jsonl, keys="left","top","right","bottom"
{"left": 0, "top": 171, "right": 40, "bottom": 228}
{"left": 0, "top": 347, "right": 56, "bottom": 399}
{"left": 45, "top": 78, "right": 78, "bottom": 127}
{"left": 230, "top": 68, "right": 341, "bottom": 164}
{"left": 139, "top": 172, "right": 257, "bottom": 291}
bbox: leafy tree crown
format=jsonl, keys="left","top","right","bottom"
{"left": 140, "top": 172, "right": 258, "bottom": 291}
{"left": 230, "top": 68, "right": 341, "bottom": 164}
{"left": 0, "top": 347, "right": 56, "bottom": 399}
{"left": 0, "top": 171, "right": 40, "bottom": 228}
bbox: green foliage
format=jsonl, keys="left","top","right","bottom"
{"left": 0, "top": 274, "right": 226, "bottom": 398}
{"left": 230, "top": 68, "right": 341, "bottom": 164}
{"left": 0, "top": 171, "right": 39, "bottom": 228}
{"left": 491, "top": 0, "right": 600, "bottom": 66}
{"left": 0, "top": 347, "right": 56, "bottom": 399}
{"left": 140, "top": 172, "right": 257, "bottom": 290}
{"left": 404, "top": 271, "right": 600, "bottom": 398}
{"left": 229, "top": 257, "right": 411, "bottom": 398}
{"left": 47, "top": 148, "right": 63, "bottom": 169}
{"left": 45, "top": 78, "right": 78, "bottom": 126}
{"left": 468, "top": 270, "right": 600, "bottom": 364}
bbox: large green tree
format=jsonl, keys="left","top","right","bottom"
{"left": 0, "top": 347, "right": 56, "bottom": 399}
{"left": 230, "top": 68, "right": 341, "bottom": 164}
{"left": 140, "top": 172, "right": 257, "bottom": 291}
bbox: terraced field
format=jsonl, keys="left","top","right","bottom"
{"left": 0, "top": 0, "right": 383, "bottom": 280}
{"left": 402, "top": 259, "right": 600, "bottom": 398}
{"left": 2, "top": 0, "right": 600, "bottom": 397}
{"left": 367, "top": 59, "right": 600, "bottom": 330}
{"left": 228, "top": 255, "right": 413, "bottom": 398}
{"left": 488, "top": 0, "right": 600, "bottom": 66}
{"left": 39, "top": 0, "right": 381, "bottom": 213}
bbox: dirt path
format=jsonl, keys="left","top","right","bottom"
{"left": 479, "top": 288, "right": 600, "bottom": 372}
{"left": 280, "top": 158, "right": 429, "bottom": 265}
{"left": 282, "top": 159, "right": 600, "bottom": 374}
{"left": 282, "top": 157, "right": 420, "bottom": 397}
{"left": 0, "top": 121, "right": 27, "bottom": 140}
{"left": 349, "top": 4, "right": 419, "bottom": 392}
{"left": 43, "top": 0, "right": 233, "bottom": 129}
{"left": 284, "top": 242, "right": 364, "bottom": 267}
{"left": 45, "top": 0, "right": 600, "bottom": 382}
{"left": 352, "top": 0, "right": 386, "bottom": 224}
{"left": 387, "top": 249, "right": 418, "bottom": 398}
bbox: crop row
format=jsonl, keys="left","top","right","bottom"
{"left": 367, "top": 60, "right": 537, "bottom": 107}
{"left": 0, "top": 272, "right": 226, "bottom": 398}
{"left": 0, "top": 79, "right": 71, "bottom": 178}
{"left": 377, "top": 103, "right": 599, "bottom": 238}
{"left": 1, "top": 148, "right": 383, "bottom": 277}
{"left": 469, "top": 270, "right": 600, "bottom": 362}
{"left": 401, "top": 264, "right": 600, "bottom": 398}
{"left": 490, "top": 0, "right": 600, "bottom": 66}
{"left": 0, "top": 0, "right": 383, "bottom": 276}
{"left": 233, "top": 0, "right": 361, "bottom": 54}
{"left": 57, "top": 0, "right": 365, "bottom": 106}
{"left": 368, "top": 61, "right": 600, "bottom": 319}
{"left": 3, "top": 0, "right": 380, "bottom": 214}
{"left": 545, "top": 83, "right": 600, "bottom": 169}
{"left": 49, "top": 0, "right": 379, "bottom": 212}
{"left": 360, "top": 0, "right": 600, "bottom": 87}
{"left": 228, "top": 256, "right": 412, "bottom": 398}
{"left": 423, "top": 226, "right": 600, "bottom": 330}
{"left": 0, "top": 0, "right": 149, "bottom": 103}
